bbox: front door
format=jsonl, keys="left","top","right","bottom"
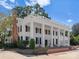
{"left": 45, "top": 40, "right": 48, "bottom": 47}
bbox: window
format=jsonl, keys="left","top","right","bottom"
{"left": 48, "top": 30, "right": 50, "bottom": 35}
{"left": 53, "top": 31, "right": 54, "bottom": 36}
{"left": 45, "top": 30, "right": 47, "bottom": 34}
{"left": 53, "top": 39, "right": 54, "bottom": 46}
{"left": 18, "top": 27, "right": 19, "bottom": 32}
{"left": 45, "top": 40, "right": 48, "bottom": 47}
{"left": 45, "top": 30, "right": 50, "bottom": 35}
{"left": 36, "top": 37, "right": 41, "bottom": 44}
{"left": 20, "top": 25, "right": 22, "bottom": 32}
{"left": 40, "top": 28, "right": 41, "bottom": 34}
{"left": 56, "top": 39, "right": 58, "bottom": 44}
{"left": 21, "top": 36, "right": 23, "bottom": 40}
{"left": 56, "top": 31, "right": 58, "bottom": 36}
{"left": 60, "top": 32, "right": 63, "bottom": 36}
{"left": 25, "top": 25, "right": 30, "bottom": 32}
{"left": 35, "top": 27, "right": 41, "bottom": 34}
{"left": 36, "top": 28, "right": 38, "bottom": 33}
{"left": 25, "top": 36, "right": 29, "bottom": 44}
{"left": 36, "top": 37, "right": 39, "bottom": 44}
{"left": 40, "top": 38, "right": 41, "bottom": 44}
{"left": 60, "top": 30, "right": 64, "bottom": 36}
{"left": 26, "top": 36, "right": 29, "bottom": 41}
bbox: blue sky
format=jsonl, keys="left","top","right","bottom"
{"left": 0, "top": 0, "right": 79, "bottom": 26}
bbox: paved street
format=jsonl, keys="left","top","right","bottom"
{"left": 0, "top": 49, "right": 79, "bottom": 59}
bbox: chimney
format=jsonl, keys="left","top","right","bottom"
{"left": 11, "top": 10, "right": 18, "bottom": 43}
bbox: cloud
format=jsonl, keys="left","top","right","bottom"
{"left": 37, "top": 0, "right": 51, "bottom": 7}
{"left": 0, "top": 0, "right": 51, "bottom": 10}
{"left": 0, "top": 0, "right": 7, "bottom": 2}
{"left": 25, "top": 0, "right": 51, "bottom": 7}
{"left": 25, "top": 1, "right": 31, "bottom": 6}
{"left": 0, "top": 0, "right": 14, "bottom": 10}
{"left": 67, "top": 19, "right": 73, "bottom": 23}
{"left": 9, "top": 0, "right": 15, "bottom": 3}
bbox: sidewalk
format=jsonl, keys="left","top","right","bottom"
{"left": 0, "top": 49, "right": 79, "bottom": 59}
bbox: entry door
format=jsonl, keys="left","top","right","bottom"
{"left": 45, "top": 40, "right": 48, "bottom": 47}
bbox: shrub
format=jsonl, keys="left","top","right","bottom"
{"left": 29, "top": 38, "right": 35, "bottom": 49}
{"left": 22, "top": 40, "right": 29, "bottom": 48}
{"left": 70, "top": 35, "right": 79, "bottom": 45}
{"left": 4, "top": 43, "right": 17, "bottom": 48}
{"left": 0, "top": 44, "right": 2, "bottom": 49}
{"left": 17, "top": 39, "right": 24, "bottom": 48}
{"left": 17, "top": 39, "right": 29, "bottom": 49}
{"left": 0, "top": 41, "right": 3, "bottom": 48}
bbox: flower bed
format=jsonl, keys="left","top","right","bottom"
{"left": 47, "top": 47, "right": 70, "bottom": 54}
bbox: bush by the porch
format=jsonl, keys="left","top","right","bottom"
{"left": 29, "top": 39, "right": 35, "bottom": 49}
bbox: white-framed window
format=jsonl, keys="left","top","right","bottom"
{"left": 56, "top": 39, "right": 58, "bottom": 44}
{"left": 35, "top": 27, "right": 41, "bottom": 34}
{"left": 25, "top": 36, "right": 29, "bottom": 41}
{"left": 21, "top": 36, "right": 23, "bottom": 40}
{"left": 20, "top": 25, "right": 22, "bottom": 32}
{"left": 35, "top": 37, "right": 41, "bottom": 44}
{"left": 45, "top": 29, "right": 50, "bottom": 35}
{"left": 56, "top": 31, "right": 58, "bottom": 36}
{"left": 53, "top": 31, "right": 54, "bottom": 36}
{"left": 25, "top": 25, "right": 30, "bottom": 32}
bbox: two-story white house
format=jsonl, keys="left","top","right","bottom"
{"left": 17, "top": 14, "right": 70, "bottom": 48}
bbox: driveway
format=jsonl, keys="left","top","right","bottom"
{"left": 0, "top": 49, "right": 79, "bottom": 59}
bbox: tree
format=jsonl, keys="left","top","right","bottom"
{"left": 72, "top": 23, "right": 79, "bottom": 36}
{"left": 29, "top": 39, "right": 35, "bottom": 49}
{"left": 0, "top": 16, "right": 13, "bottom": 33}
{"left": 70, "top": 23, "right": 79, "bottom": 45}
{"left": 33, "top": 4, "right": 51, "bottom": 19}
{"left": 24, "top": 6, "right": 33, "bottom": 15}
{"left": 33, "top": 4, "right": 41, "bottom": 14}
{"left": 70, "top": 35, "right": 79, "bottom": 45}
{"left": 12, "top": 4, "right": 51, "bottom": 19}
{"left": 12, "top": 6, "right": 33, "bottom": 18}
{"left": 0, "top": 16, "right": 13, "bottom": 48}
{"left": 12, "top": 6, "right": 23, "bottom": 18}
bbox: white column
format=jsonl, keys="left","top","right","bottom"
{"left": 42, "top": 24, "right": 45, "bottom": 47}
{"left": 68, "top": 31, "right": 70, "bottom": 46}
{"left": 22, "top": 24, "right": 25, "bottom": 40}
{"left": 30, "top": 22, "right": 34, "bottom": 38}
{"left": 50, "top": 26, "right": 53, "bottom": 47}
{"left": 63, "top": 30, "right": 65, "bottom": 46}
{"left": 58, "top": 29, "right": 61, "bottom": 47}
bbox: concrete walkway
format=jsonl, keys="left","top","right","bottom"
{"left": 0, "top": 49, "right": 79, "bottom": 59}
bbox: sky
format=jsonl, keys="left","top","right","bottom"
{"left": 0, "top": 0, "right": 79, "bottom": 26}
